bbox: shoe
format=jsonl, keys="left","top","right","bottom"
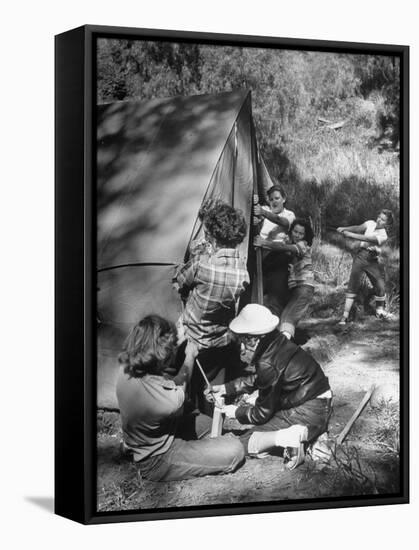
{"left": 284, "top": 442, "right": 306, "bottom": 470}
{"left": 376, "top": 310, "right": 394, "bottom": 320}
{"left": 309, "top": 433, "right": 332, "bottom": 463}
{"left": 337, "top": 317, "right": 348, "bottom": 326}
{"left": 120, "top": 441, "right": 133, "bottom": 457}
{"left": 280, "top": 425, "right": 308, "bottom": 470}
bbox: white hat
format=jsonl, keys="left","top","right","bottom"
{"left": 229, "top": 304, "right": 279, "bottom": 335}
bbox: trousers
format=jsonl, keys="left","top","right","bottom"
{"left": 239, "top": 396, "right": 332, "bottom": 454}
{"left": 190, "top": 342, "right": 243, "bottom": 416}
{"left": 279, "top": 284, "right": 314, "bottom": 336}
{"left": 346, "top": 249, "right": 385, "bottom": 298}
{"left": 137, "top": 412, "right": 245, "bottom": 481}
{"left": 263, "top": 251, "right": 290, "bottom": 317}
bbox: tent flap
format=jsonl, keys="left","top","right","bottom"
{"left": 97, "top": 89, "right": 268, "bottom": 408}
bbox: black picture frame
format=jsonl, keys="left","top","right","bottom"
{"left": 55, "top": 24, "right": 409, "bottom": 525}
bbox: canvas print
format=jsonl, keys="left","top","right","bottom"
{"left": 96, "top": 36, "right": 402, "bottom": 513}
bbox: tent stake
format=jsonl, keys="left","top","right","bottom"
{"left": 196, "top": 358, "right": 225, "bottom": 438}
{"left": 337, "top": 386, "right": 375, "bottom": 445}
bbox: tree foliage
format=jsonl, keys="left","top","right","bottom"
{"left": 97, "top": 39, "right": 400, "bottom": 241}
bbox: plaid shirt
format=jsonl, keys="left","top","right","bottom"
{"left": 175, "top": 249, "right": 250, "bottom": 350}
{"left": 288, "top": 240, "right": 314, "bottom": 288}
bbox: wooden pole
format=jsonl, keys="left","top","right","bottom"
{"left": 255, "top": 249, "right": 263, "bottom": 305}
{"left": 253, "top": 193, "right": 264, "bottom": 305}
{"left": 249, "top": 108, "right": 264, "bottom": 306}
{"left": 337, "top": 386, "right": 375, "bottom": 446}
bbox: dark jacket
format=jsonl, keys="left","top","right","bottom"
{"left": 225, "top": 331, "right": 330, "bottom": 425}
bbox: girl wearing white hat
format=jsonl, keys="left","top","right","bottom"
{"left": 210, "top": 304, "right": 332, "bottom": 469}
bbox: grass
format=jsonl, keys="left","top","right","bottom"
{"left": 370, "top": 400, "right": 400, "bottom": 453}
{"left": 309, "top": 238, "right": 400, "bottom": 320}
{"left": 302, "top": 334, "right": 339, "bottom": 365}
{"left": 97, "top": 411, "right": 121, "bottom": 437}
{"left": 327, "top": 444, "right": 379, "bottom": 495}
{"left": 285, "top": 94, "right": 400, "bottom": 190}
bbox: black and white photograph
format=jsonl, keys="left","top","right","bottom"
{"left": 95, "top": 30, "right": 407, "bottom": 515}
{"left": 5, "top": 0, "right": 419, "bottom": 543}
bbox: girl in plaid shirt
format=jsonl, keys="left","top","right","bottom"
{"left": 175, "top": 201, "right": 249, "bottom": 414}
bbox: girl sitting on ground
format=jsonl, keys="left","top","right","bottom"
{"left": 254, "top": 218, "right": 314, "bottom": 339}
{"left": 336, "top": 209, "right": 394, "bottom": 325}
{"left": 116, "top": 314, "right": 245, "bottom": 481}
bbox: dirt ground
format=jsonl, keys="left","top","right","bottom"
{"left": 96, "top": 315, "right": 400, "bottom": 512}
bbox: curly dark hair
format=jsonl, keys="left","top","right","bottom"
{"left": 380, "top": 209, "right": 394, "bottom": 226}
{"left": 198, "top": 197, "right": 225, "bottom": 222}
{"left": 203, "top": 202, "right": 247, "bottom": 248}
{"left": 290, "top": 218, "right": 314, "bottom": 246}
{"left": 118, "top": 315, "right": 177, "bottom": 378}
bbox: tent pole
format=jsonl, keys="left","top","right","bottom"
{"left": 253, "top": 195, "right": 264, "bottom": 305}
{"left": 249, "top": 105, "right": 264, "bottom": 305}
{"left": 231, "top": 122, "right": 238, "bottom": 208}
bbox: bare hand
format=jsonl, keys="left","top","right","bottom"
{"left": 204, "top": 388, "right": 215, "bottom": 403}
{"left": 253, "top": 205, "right": 264, "bottom": 217}
{"left": 212, "top": 384, "right": 226, "bottom": 396}
{"left": 184, "top": 340, "right": 198, "bottom": 368}
{"left": 244, "top": 392, "right": 258, "bottom": 406}
{"left": 175, "top": 317, "right": 186, "bottom": 346}
{"left": 336, "top": 227, "right": 344, "bottom": 233}
{"left": 204, "top": 384, "right": 226, "bottom": 404}
{"left": 221, "top": 404, "right": 238, "bottom": 419}
{"left": 253, "top": 235, "right": 263, "bottom": 248}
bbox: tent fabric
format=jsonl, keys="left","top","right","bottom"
{"left": 97, "top": 89, "right": 271, "bottom": 408}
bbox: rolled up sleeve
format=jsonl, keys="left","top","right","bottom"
{"left": 175, "top": 259, "right": 199, "bottom": 297}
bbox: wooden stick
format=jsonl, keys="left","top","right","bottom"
{"left": 253, "top": 194, "right": 264, "bottom": 305}
{"left": 196, "top": 358, "right": 212, "bottom": 390}
{"left": 255, "top": 248, "right": 264, "bottom": 305}
{"left": 196, "top": 358, "right": 224, "bottom": 437}
{"left": 337, "top": 386, "right": 375, "bottom": 446}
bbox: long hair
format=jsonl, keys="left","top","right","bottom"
{"left": 118, "top": 315, "right": 177, "bottom": 378}
{"left": 290, "top": 218, "right": 314, "bottom": 246}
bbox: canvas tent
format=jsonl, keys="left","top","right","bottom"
{"left": 97, "top": 89, "right": 273, "bottom": 408}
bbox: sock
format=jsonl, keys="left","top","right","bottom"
{"left": 375, "top": 295, "right": 386, "bottom": 314}
{"left": 342, "top": 297, "right": 355, "bottom": 318}
{"left": 247, "top": 433, "right": 270, "bottom": 458}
